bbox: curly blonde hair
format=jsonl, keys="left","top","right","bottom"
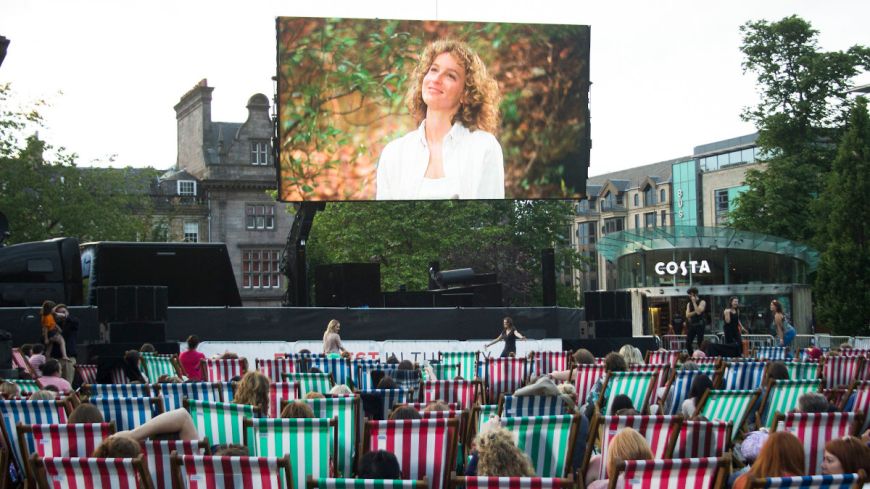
{"left": 406, "top": 39, "right": 500, "bottom": 134}
{"left": 233, "top": 371, "right": 270, "bottom": 415}
{"left": 475, "top": 425, "right": 535, "bottom": 477}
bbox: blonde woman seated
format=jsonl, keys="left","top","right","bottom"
{"left": 467, "top": 417, "right": 536, "bottom": 476}
{"left": 585, "top": 428, "right": 653, "bottom": 489}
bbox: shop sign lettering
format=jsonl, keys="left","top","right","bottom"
{"left": 654, "top": 260, "right": 711, "bottom": 276}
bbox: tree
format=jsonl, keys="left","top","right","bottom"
{"left": 0, "top": 83, "right": 158, "bottom": 244}
{"left": 306, "top": 200, "right": 588, "bottom": 306}
{"left": 729, "top": 16, "right": 870, "bottom": 243}
{"left": 813, "top": 98, "right": 870, "bottom": 336}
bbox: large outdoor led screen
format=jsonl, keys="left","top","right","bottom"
{"left": 276, "top": 17, "right": 590, "bottom": 201}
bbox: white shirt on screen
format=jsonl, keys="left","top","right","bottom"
{"left": 376, "top": 121, "right": 505, "bottom": 200}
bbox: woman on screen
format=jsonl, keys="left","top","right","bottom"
{"left": 376, "top": 39, "right": 504, "bottom": 200}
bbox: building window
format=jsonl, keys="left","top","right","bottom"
{"left": 660, "top": 189, "right": 666, "bottom": 203}
{"left": 644, "top": 212, "right": 656, "bottom": 228}
{"left": 660, "top": 210, "right": 667, "bottom": 226}
{"left": 634, "top": 214, "right": 640, "bottom": 229}
{"left": 644, "top": 186, "right": 656, "bottom": 206}
{"left": 601, "top": 192, "right": 624, "bottom": 211}
{"left": 183, "top": 221, "right": 199, "bottom": 243}
{"left": 576, "top": 222, "right": 596, "bottom": 245}
{"left": 242, "top": 249, "right": 281, "bottom": 288}
{"left": 177, "top": 180, "right": 196, "bottom": 196}
{"left": 246, "top": 204, "right": 275, "bottom": 230}
{"left": 602, "top": 217, "right": 624, "bottom": 235}
{"left": 633, "top": 194, "right": 639, "bottom": 207}
{"left": 715, "top": 189, "right": 730, "bottom": 225}
{"left": 251, "top": 140, "right": 270, "bottom": 166}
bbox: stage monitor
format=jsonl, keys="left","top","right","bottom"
{"left": 276, "top": 17, "right": 590, "bottom": 202}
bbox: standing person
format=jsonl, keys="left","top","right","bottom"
{"left": 40, "top": 300, "right": 68, "bottom": 359}
{"left": 178, "top": 335, "right": 206, "bottom": 381}
{"left": 51, "top": 304, "right": 78, "bottom": 360}
{"left": 485, "top": 317, "right": 526, "bottom": 358}
{"left": 684, "top": 287, "right": 707, "bottom": 354}
{"left": 322, "top": 319, "right": 348, "bottom": 357}
{"left": 723, "top": 297, "right": 748, "bottom": 354}
{"left": 770, "top": 300, "right": 796, "bottom": 348}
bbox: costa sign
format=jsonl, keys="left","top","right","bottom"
{"left": 655, "top": 260, "right": 711, "bottom": 276}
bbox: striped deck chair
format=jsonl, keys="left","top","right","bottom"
{"left": 8, "top": 379, "right": 41, "bottom": 395}
{"left": 483, "top": 358, "right": 528, "bottom": 403}
{"left": 846, "top": 381, "right": 870, "bottom": 433}
{"left": 310, "top": 357, "right": 353, "bottom": 386}
{"left": 500, "top": 414, "right": 577, "bottom": 478}
{"left": 646, "top": 350, "right": 680, "bottom": 367}
{"left": 822, "top": 356, "right": 864, "bottom": 389}
{"left": 141, "top": 439, "right": 209, "bottom": 489}
{"left": 696, "top": 390, "right": 759, "bottom": 442}
{"left": 170, "top": 454, "right": 292, "bottom": 489}
{"left": 572, "top": 364, "right": 605, "bottom": 404}
{"left": 85, "top": 383, "right": 152, "bottom": 398}
{"left": 598, "top": 371, "right": 656, "bottom": 415}
{"left": 284, "top": 372, "right": 333, "bottom": 396}
{"left": 140, "top": 353, "right": 180, "bottom": 380}
{"left": 185, "top": 399, "right": 256, "bottom": 446}
{"left": 430, "top": 363, "right": 460, "bottom": 381}
{"left": 452, "top": 476, "right": 573, "bottom": 489}
{"left": 661, "top": 369, "right": 706, "bottom": 415}
{"left": 256, "top": 358, "right": 296, "bottom": 382}
{"left": 824, "top": 388, "right": 851, "bottom": 410}
{"left": 757, "top": 379, "right": 821, "bottom": 429}
{"left": 501, "top": 395, "right": 569, "bottom": 418}
{"left": 89, "top": 396, "right": 162, "bottom": 431}
{"left": 12, "top": 348, "right": 38, "bottom": 377}
{"left": 393, "top": 369, "right": 423, "bottom": 393}
{"left": 351, "top": 359, "right": 381, "bottom": 387}
{"left": 691, "top": 357, "right": 721, "bottom": 366}
{"left": 439, "top": 352, "right": 479, "bottom": 380}
{"left": 629, "top": 363, "right": 670, "bottom": 404}
{"left": 667, "top": 420, "right": 731, "bottom": 458}
{"left": 268, "top": 382, "right": 299, "bottom": 418}
{"left": 723, "top": 361, "right": 767, "bottom": 390}
{"left": 838, "top": 348, "right": 870, "bottom": 357}
{"left": 611, "top": 456, "right": 729, "bottom": 489}
{"left": 419, "top": 409, "right": 468, "bottom": 451}
{"left": 310, "top": 478, "right": 428, "bottom": 489}
{"left": 74, "top": 364, "right": 98, "bottom": 385}
{"left": 218, "top": 381, "right": 236, "bottom": 403}
{"left": 585, "top": 414, "right": 680, "bottom": 479}
{"left": 34, "top": 455, "right": 154, "bottom": 489}
{"left": 773, "top": 412, "right": 862, "bottom": 476}
{"left": 200, "top": 358, "right": 248, "bottom": 382}
{"left": 155, "top": 382, "right": 222, "bottom": 411}
{"left": 360, "top": 389, "right": 410, "bottom": 420}
{"left": 533, "top": 351, "right": 570, "bottom": 376}
{"left": 246, "top": 417, "right": 336, "bottom": 489}
{"left": 109, "top": 367, "right": 131, "bottom": 384}
{"left": 784, "top": 361, "right": 820, "bottom": 381}
{"left": 0, "top": 399, "right": 68, "bottom": 480}
{"left": 754, "top": 346, "right": 787, "bottom": 360}
{"left": 408, "top": 402, "right": 460, "bottom": 412}
{"left": 366, "top": 365, "right": 401, "bottom": 390}
{"left": 422, "top": 380, "right": 480, "bottom": 410}
{"left": 303, "top": 395, "right": 359, "bottom": 477}
{"left": 471, "top": 404, "right": 500, "bottom": 440}
{"left": 748, "top": 473, "right": 862, "bottom": 489}
{"left": 17, "top": 422, "right": 115, "bottom": 483}
{"left": 364, "top": 418, "right": 459, "bottom": 489}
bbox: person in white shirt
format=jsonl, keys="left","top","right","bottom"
{"left": 376, "top": 39, "right": 504, "bottom": 200}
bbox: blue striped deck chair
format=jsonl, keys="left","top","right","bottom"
{"left": 366, "top": 365, "right": 401, "bottom": 390}
{"left": 89, "top": 396, "right": 162, "bottom": 431}
{"left": 185, "top": 399, "right": 256, "bottom": 446}
{"left": 217, "top": 381, "right": 235, "bottom": 403}
{"left": 440, "top": 352, "right": 480, "bottom": 380}
{"left": 155, "top": 382, "right": 222, "bottom": 412}
{"left": 310, "top": 357, "right": 353, "bottom": 386}
{"left": 754, "top": 347, "right": 787, "bottom": 361}
{"left": 86, "top": 383, "right": 152, "bottom": 398}
{"left": 662, "top": 369, "right": 706, "bottom": 415}
{"left": 500, "top": 414, "right": 578, "bottom": 477}
{"left": 140, "top": 353, "right": 180, "bottom": 380}
{"left": 0, "top": 399, "right": 67, "bottom": 483}
{"left": 360, "top": 389, "right": 411, "bottom": 420}
{"left": 285, "top": 352, "right": 326, "bottom": 373}
{"left": 723, "top": 361, "right": 768, "bottom": 391}
{"left": 284, "top": 373, "right": 333, "bottom": 396}
{"left": 749, "top": 473, "right": 861, "bottom": 489}
{"left": 303, "top": 395, "right": 359, "bottom": 477}
{"left": 352, "top": 359, "right": 381, "bottom": 388}
{"left": 245, "top": 417, "right": 337, "bottom": 489}
{"left": 783, "top": 361, "right": 820, "bottom": 381}
{"left": 501, "top": 395, "right": 569, "bottom": 418}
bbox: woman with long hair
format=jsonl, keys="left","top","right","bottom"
{"left": 377, "top": 39, "right": 504, "bottom": 200}
{"left": 770, "top": 300, "right": 796, "bottom": 347}
{"left": 723, "top": 296, "right": 747, "bottom": 346}
{"left": 732, "top": 431, "right": 804, "bottom": 489}
{"left": 681, "top": 373, "right": 712, "bottom": 418}
{"left": 322, "top": 319, "right": 348, "bottom": 357}
{"left": 233, "top": 371, "right": 270, "bottom": 416}
{"left": 485, "top": 317, "right": 526, "bottom": 358}
{"left": 587, "top": 427, "right": 654, "bottom": 489}
{"left": 474, "top": 425, "right": 535, "bottom": 477}
{"left": 821, "top": 436, "right": 870, "bottom": 476}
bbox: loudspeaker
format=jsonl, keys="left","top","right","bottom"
{"left": 601, "top": 292, "right": 615, "bottom": 319}
{"left": 584, "top": 292, "right": 601, "bottom": 321}
{"left": 542, "top": 248, "right": 556, "bottom": 306}
{"left": 615, "top": 291, "right": 631, "bottom": 321}
{"left": 315, "top": 263, "right": 381, "bottom": 307}
{"left": 0, "top": 329, "right": 11, "bottom": 370}
{"left": 109, "top": 321, "right": 167, "bottom": 344}
{"left": 97, "top": 286, "right": 168, "bottom": 323}
{"left": 592, "top": 319, "right": 632, "bottom": 338}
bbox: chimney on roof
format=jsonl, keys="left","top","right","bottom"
{"left": 173, "top": 79, "right": 214, "bottom": 175}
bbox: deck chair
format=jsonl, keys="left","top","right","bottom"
{"left": 85, "top": 383, "right": 152, "bottom": 398}
{"left": 360, "top": 389, "right": 411, "bottom": 420}
{"left": 667, "top": 420, "right": 731, "bottom": 458}
{"left": 822, "top": 356, "right": 864, "bottom": 389}
{"left": 0, "top": 399, "right": 68, "bottom": 484}
{"left": 572, "top": 365, "right": 605, "bottom": 404}
{"left": 170, "top": 453, "right": 292, "bottom": 489}
{"left": 756, "top": 379, "right": 821, "bottom": 429}
{"left": 452, "top": 476, "right": 573, "bottom": 489}
{"left": 439, "top": 352, "right": 479, "bottom": 380}
{"left": 471, "top": 404, "right": 500, "bottom": 441}
{"left": 407, "top": 402, "right": 459, "bottom": 411}
{"left": 351, "top": 359, "right": 381, "bottom": 387}
{"left": 11, "top": 348, "right": 38, "bottom": 378}
{"left": 88, "top": 396, "right": 162, "bottom": 431}
{"left": 284, "top": 372, "right": 334, "bottom": 396}
{"left": 246, "top": 417, "right": 336, "bottom": 488}
{"left": 772, "top": 412, "right": 863, "bottom": 476}
{"left": 256, "top": 358, "right": 296, "bottom": 382}
{"left": 483, "top": 358, "right": 528, "bottom": 404}
{"left": 8, "top": 379, "right": 41, "bottom": 395}
{"left": 421, "top": 380, "right": 480, "bottom": 410}
{"left": 268, "top": 382, "right": 299, "bottom": 418}
{"left": 609, "top": 456, "right": 730, "bottom": 489}
{"left": 646, "top": 350, "right": 680, "bottom": 367}
{"left": 500, "top": 395, "right": 570, "bottom": 418}
{"left": 141, "top": 438, "right": 209, "bottom": 489}
{"left": 359, "top": 364, "right": 399, "bottom": 390}
{"left": 533, "top": 351, "right": 570, "bottom": 376}
{"left": 140, "top": 353, "right": 181, "bottom": 380}
{"left": 501, "top": 414, "right": 577, "bottom": 478}
{"left": 155, "top": 381, "right": 222, "bottom": 411}
{"left": 200, "top": 358, "right": 248, "bottom": 382}
{"left": 32, "top": 455, "right": 154, "bottom": 489}
{"left": 73, "top": 364, "right": 98, "bottom": 385}
{"left": 185, "top": 399, "right": 256, "bottom": 446}
{"left": 754, "top": 346, "right": 787, "bottom": 361}
{"left": 17, "top": 422, "right": 115, "bottom": 484}
{"left": 722, "top": 361, "right": 768, "bottom": 391}
{"left": 748, "top": 473, "right": 863, "bottom": 489}
{"left": 695, "top": 389, "right": 759, "bottom": 442}
{"left": 661, "top": 369, "right": 707, "bottom": 415}
{"left": 430, "top": 363, "right": 460, "bottom": 381}
{"left": 783, "top": 361, "right": 820, "bottom": 381}
{"left": 597, "top": 371, "right": 656, "bottom": 415}
{"left": 303, "top": 395, "right": 359, "bottom": 478}
{"left": 309, "top": 357, "right": 353, "bottom": 386}
{"left": 392, "top": 369, "right": 423, "bottom": 393}
{"left": 363, "top": 418, "right": 458, "bottom": 489}
{"left": 629, "top": 363, "right": 671, "bottom": 404}
{"left": 584, "top": 414, "right": 681, "bottom": 480}
{"left": 846, "top": 381, "right": 870, "bottom": 433}
{"left": 310, "top": 478, "right": 428, "bottom": 489}
{"left": 824, "top": 388, "right": 851, "bottom": 410}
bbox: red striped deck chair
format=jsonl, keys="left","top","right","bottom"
{"left": 748, "top": 473, "right": 863, "bottom": 489}
{"left": 12, "top": 348, "right": 38, "bottom": 378}
{"left": 200, "top": 358, "right": 248, "bottom": 382}
{"left": 594, "top": 357, "right": 606, "bottom": 365}
{"left": 598, "top": 371, "right": 656, "bottom": 415}
{"left": 110, "top": 367, "right": 130, "bottom": 384}
{"left": 722, "top": 361, "right": 768, "bottom": 391}
{"left": 0, "top": 399, "right": 68, "bottom": 483}
{"left": 483, "top": 358, "right": 528, "bottom": 403}
{"left": 822, "top": 356, "right": 864, "bottom": 389}
{"left": 256, "top": 358, "right": 296, "bottom": 382}
{"left": 245, "top": 417, "right": 337, "bottom": 489}
{"left": 170, "top": 453, "right": 292, "bottom": 489}
{"left": 823, "top": 388, "right": 851, "bottom": 410}
{"left": 584, "top": 414, "right": 681, "bottom": 480}
{"left": 17, "top": 422, "right": 115, "bottom": 484}
{"left": 757, "top": 379, "right": 821, "bottom": 429}
{"left": 419, "top": 409, "right": 467, "bottom": 448}
{"left": 141, "top": 439, "right": 209, "bottom": 489}
{"left": 862, "top": 358, "right": 870, "bottom": 381}
{"left": 610, "top": 456, "right": 729, "bottom": 489}
{"left": 571, "top": 364, "right": 605, "bottom": 404}
{"left": 363, "top": 418, "right": 458, "bottom": 489}
{"left": 533, "top": 351, "right": 570, "bottom": 376}
{"left": 421, "top": 380, "right": 480, "bottom": 410}
{"left": 838, "top": 349, "right": 870, "bottom": 357}
{"left": 452, "top": 476, "right": 573, "bottom": 489}
{"left": 32, "top": 455, "right": 154, "bottom": 489}
{"left": 772, "top": 412, "right": 863, "bottom": 476}
{"left": 846, "top": 381, "right": 870, "bottom": 433}
{"left": 501, "top": 414, "right": 578, "bottom": 478}
{"left": 74, "top": 364, "right": 98, "bottom": 385}
{"left": 268, "top": 382, "right": 299, "bottom": 418}
{"left": 646, "top": 350, "right": 680, "bottom": 368}
{"left": 667, "top": 420, "right": 731, "bottom": 458}
{"left": 695, "top": 390, "right": 759, "bottom": 442}
{"left": 629, "top": 363, "right": 670, "bottom": 404}
{"left": 310, "top": 478, "right": 428, "bottom": 489}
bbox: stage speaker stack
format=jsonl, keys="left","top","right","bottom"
{"left": 96, "top": 285, "right": 168, "bottom": 344}
{"left": 314, "top": 263, "right": 381, "bottom": 307}
{"left": 541, "top": 248, "right": 556, "bottom": 306}
{"left": 584, "top": 290, "right": 633, "bottom": 339}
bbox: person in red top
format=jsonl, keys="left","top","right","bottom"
{"left": 40, "top": 300, "right": 68, "bottom": 359}
{"left": 178, "top": 335, "right": 206, "bottom": 381}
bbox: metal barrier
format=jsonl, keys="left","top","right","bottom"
{"left": 852, "top": 337, "right": 870, "bottom": 349}
{"left": 742, "top": 334, "right": 776, "bottom": 351}
{"left": 661, "top": 334, "right": 719, "bottom": 351}
{"left": 792, "top": 335, "right": 815, "bottom": 355}
{"left": 815, "top": 335, "right": 852, "bottom": 350}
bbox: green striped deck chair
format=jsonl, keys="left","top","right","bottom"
{"left": 308, "top": 478, "right": 427, "bottom": 489}
{"left": 246, "top": 417, "right": 337, "bottom": 489}
{"left": 185, "top": 399, "right": 255, "bottom": 446}
{"left": 783, "top": 361, "right": 820, "bottom": 381}
{"left": 598, "top": 371, "right": 656, "bottom": 415}
{"left": 431, "top": 363, "right": 460, "bottom": 381}
{"left": 439, "top": 352, "right": 479, "bottom": 380}
{"left": 500, "top": 414, "right": 578, "bottom": 477}
{"left": 470, "top": 404, "right": 499, "bottom": 442}
{"left": 140, "top": 353, "right": 179, "bottom": 380}
{"left": 284, "top": 373, "right": 333, "bottom": 396}
{"left": 8, "top": 379, "right": 40, "bottom": 394}
{"left": 303, "top": 395, "right": 359, "bottom": 477}
{"left": 696, "top": 389, "right": 759, "bottom": 442}
{"left": 757, "top": 379, "right": 821, "bottom": 429}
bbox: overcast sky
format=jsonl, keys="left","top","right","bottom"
{"left": 2, "top": 0, "right": 868, "bottom": 177}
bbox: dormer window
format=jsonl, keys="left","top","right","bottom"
{"left": 251, "top": 140, "right": 269, "bottom": 165}
{"left": 177, "top": 180, "right": 196, "bottom": 196}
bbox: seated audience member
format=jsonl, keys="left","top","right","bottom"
{"left": 123, "top": 350, "right": 147, "bottom": 383}
{"left": 233, "top": 371, "right": 270, "bottom": 415}
{"left": 68, "top": 404, "right": 104, "bottom": 424}
{"left": 681, "top": 373, "right": 712, "bottom": 418}
{"left": 587, "top": 427, "right": 653, "bottom": 489}
{"left": 29, "top": 389, "right": 57, "bottom": 400}
{"left": 388, "top": 405, "right": 422, "bottom": 420}
{"left": 377, "top": 376, "right": 398, "bottom": 389}
{"left": 618, "top": 345, "right": 644, "bottom": 366}
{"left": 822, "top": 437, "right": 870, "bottom": 476}
{"left": 795, "top": 392, "right": 831, "bottom": 413}
{"left": 746, "top": 361, "right": 789, "bottom": 430}
{"left": 178, "top": 335, "right": 206, "bottom": 381}
{"left": 397, "top": 359, "right": 415, "bottom": 371}
{"left": 0, "top": 381, "right": 20, "bottom": 399}
{"left": 513, "top": 374, "right": 577, "bottom": 411}
{"left": 214, "top": 444, "right": 248, "bottom": 456}
{"left": 423, "top": 400, "right": 450, "bottom": 412}
{"left": 305, "top": 392, "right": 325, "bottom": 400}
{"left": 139, "top": 343, "right": 156, "bottom": 354}
{"left": 386, "top": 355, "right": 399, "bottom": 365}
{"left": 281, "top": 401, "right": 315, "bottom": 419}
{"left": 29, "top": 344, "right": 47, "bottom": 376}
{"left": 475, "top": 425, "right": 536, "bottom": 477}
{"left": 157, "top": 375, "right": 183, "bottom": 384}
{"left": 92, "top": 434, "right": 142, "bottom": 458}
{"left": 38, "top": 359, "right": 72, "bottom": 393}
{"left": 729, "top": 430, "right": 768, "bottom": 485}
{"left": 732, "top": 432, "right": 804, "bottom": 489}
{"left": 609, "top": 394, "right": 635, "bottom": 415}
{"left": 584, "top": 352, "right": 627, "bottom": 418}
{"left": 357, "top": 450, "right": 403, "bottom": 479}
{"left": 330, "top": 384, "right": 352, "bottom": 396}
{"left": 113, "top": 408, "right": 199, "bottom": 441}
{"left": 20, "top": 344, "right": 33, "bottom": 358}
